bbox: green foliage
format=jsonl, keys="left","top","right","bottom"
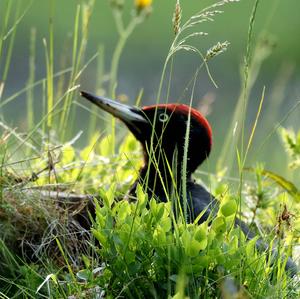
{"left": 243, "top": 163, "right": 299, "bottom": 246}
{"left": 245, "top": 165, "right": 300, "bottom": 203}
{"left": 87, "top": 185, "right": 295, "bottom": 298}
{"left": 30, "top": 133, "right": 141, "bottom": 194}
{"left": 2, "top": 130, "right": 298, "bottom": 297}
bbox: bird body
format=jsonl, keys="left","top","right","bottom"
{"left": 80, "top": 91, "right": 297, "bottom": 276}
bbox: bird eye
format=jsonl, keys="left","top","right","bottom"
{"left": 159, "top": 113, "right": 169, "bottom": 123}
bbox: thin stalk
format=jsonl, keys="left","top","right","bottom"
{"left": 0, "top": 68, "right": 72, "bottom": 109}
{"left": 156, "top": 49, "right": 177, "bottom": 104}
{"left": 255, "top": 100, "right": 300, "bottom": 157}
{"left": 0, "top": 143, "right": 7, "bottom": 203}
{"left": 44, "top": 0, "right": 55, "bottom": 128}
{"left": 42, "top": 79, "right": 46, "bottom": 134}
{"left": 61, "top": 1, "right": 95, "bottom": 140}
{"left": 182, "top": 69, "right": 199, "bottom": 223}
{"left": 56, "top": 239, "right": 76, "bottom": 283}
{"left": 26, "top": 27, "right": 36, "bottom": 131}
{"left": 166, "top": 56, "right": 174, "bottom": 104}
{"left": 8, "top": 85, "right": 80, "bottom": 160}
{"left": 217, "top": 0, "right": 261, "bottom": 173}
{"left": 242, "top": 86, "right": 265, "bottom": 166}
{"left": 108, "top": 14, "right": 139, "bottom": 154}
{"left": 59, "top": 4, "right": 80, "bottom": 136}
{"left": 240, "top": 0, "right": 260, "bottom": 164}
{"left": 108, "top": 19, "right": 138, "bottom": 98}
{"left": 88, "top": 44, "right": 105, "bottom": 139}
{"left": 235, "top": 0, "right": 260, "bottom": 282}
{"left": 0, "top": 0, "right": 12, "bottom": 72}
{"left": 1, "top": 1, "right": 21, "bottom": 82}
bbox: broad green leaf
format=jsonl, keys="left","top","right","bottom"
{"left": 153, "top": 227, "right": 166, "bottom": 245}
{"left": 124, "top": 251, "right": 135, "bottom": 264}
{"left": 76, "top": 269, "right": 92, "bottom": 282}
{"left": 98, "top": 187, "right": 110, "bottom": 208}
{"left": 92, "top": 229, "right": 107, "bottom": 246}
{"left": 117, "top": 201, "right": 131, "bottom": 221}
{"left": 194, "top": 255, "right": 210, "bottom": 268}
{"left": 106, "top": 183, "right": 116, "bottom": 207}
{"left": 211, "top": 216, "right": 227, "bottom": 234}
{"left": 194, "top": 226, "right": 207, "bottom": 243}
{"left": 160, "top": 217, "right": 172, "bottom": 232}
{"left": 149, "top": 198, "right": 157, "bottom": 214}
{"left": 155, "top": 204, "right": 165, "bottom": 222}
{"left": 181, "top": 230, "right": 191, "bottom": 250}
{"left": 187, "top": 239, "right": 204, "bottom": 257}
{"left": 136, "top": 183, "right": 147, "bottom": 210}
{"left": 220, "top": 199, "right": 237, "bottom": 217}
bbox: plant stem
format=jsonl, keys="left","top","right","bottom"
{"left": 108, "top": 14, "right": 139, "bottom": 153}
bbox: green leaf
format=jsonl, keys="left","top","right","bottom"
{"left": 82, "top": 254, "right": 90, "bottom": 268}
{"left": 36, "top": 273, "right": 58, "bottom": 294}
{"left": 188, "top": 239, "right": 203, "bottom": 257}
{"left": 76, "top": 269, "right": 92, "bottom": 282}
{"left": 220, "top": 199, "right": 237, "bottom": 217}
{"left": 153, "top": 227, "right": 166, "bottom": 245}
{"left": 194, "top": 226, "right": 207, "bottom": 243}
{"left": 155, "top": 204, "right": 165, "bottom": 222}
{"left": 61, "top": 144, "right": 75, "bottom": 164}
{"left": 160, "top": 217, "right": 172, "bottom": 232}
{"left": 211, "top": 216, "right": 227, "bottom": 234}
{"left": 181, "top": 230, "right": 191, "bottom": 251}
{"left": 245, "top": 167, "right": 300, "bottom": 202}
{"left": 149, "top": 198, "right": 157, "bottom": 214}
{"left": 124, "top": 251, "right": 135, "bottom": 264}
{"left": 99, "top": 184, "right": 116, "bottom": 208}
{"left": 99, "top": 134, "right": 113, "bottom": 156}
{"left": 136, "top": 183, "right": 148, "bottom": 211}
{"left": 98, "top": 188, "right": 109, "bottom": 207}
{"left": 106, "top": 183, "right": 116, "bottom": 207}
{"left": 193, "top": 255, "right": 210, "bottom": 268}
{"left": 245, "top": 236, "right": 259, "bottom": 257}
{"left": 117, "top": 201, "right": 131, "bottom": 221}
{"left": 92, "top": 229, "right": 107, "bottom": 246}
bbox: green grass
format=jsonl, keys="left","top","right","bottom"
{"left": 0, "top": 0, "right": 299, "bottom": 298}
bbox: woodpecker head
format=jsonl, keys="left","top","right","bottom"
{"left": 80, "top": 91, "right": 212, "bottom": 175}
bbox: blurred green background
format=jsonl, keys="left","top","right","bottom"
{"left": 1, "top": 0, "right": 300, "bottom": 180}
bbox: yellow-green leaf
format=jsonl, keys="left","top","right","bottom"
{"left": 245, "top": 167, "right": 300, "bottom": 202}
{"left": 220, "top": 199, "right": 237, "bottom": 217}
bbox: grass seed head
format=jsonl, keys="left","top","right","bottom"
{"left": 205, "top": 41, "right": 230, "bottom": 61}
{"left": 173, "top": 0, "right": 182, "bottom": 35}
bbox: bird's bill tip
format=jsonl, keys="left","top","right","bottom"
{"left": 80, "top": 90, "right": 96, "bottom": 101}
{"left": 79, "top": 90, "right": 147, "bottom": 124}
